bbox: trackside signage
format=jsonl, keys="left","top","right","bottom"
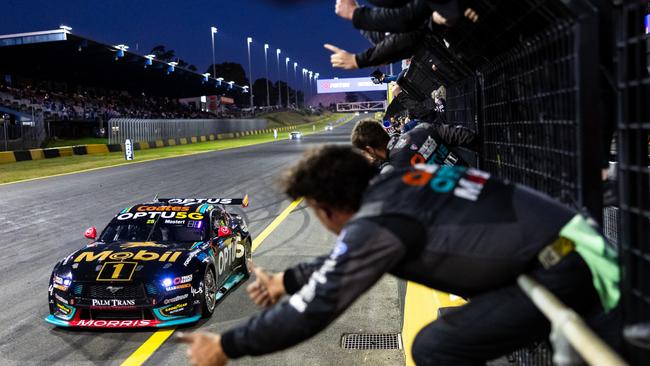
{"left": 124, "top": 139, "right": 134, "bottom": 161}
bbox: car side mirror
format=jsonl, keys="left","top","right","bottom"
{"left": 217, "top": 226, "right": 232, "bottom": 237}
{"left": 84, "top": 227, "right": 97, "bottom": 240}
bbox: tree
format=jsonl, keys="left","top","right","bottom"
{"left": 205, "top": 62, "right": 249, "bottom": 86}
{"left": 150, "top": 45, "right": 175, "bottom": 62}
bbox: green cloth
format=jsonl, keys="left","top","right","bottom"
{"left": 559, "top": 214, "right": 620, "bottom": 312}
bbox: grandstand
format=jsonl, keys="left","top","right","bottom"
{"left": 0, "top": 28, "right": 249, "bottom": 149}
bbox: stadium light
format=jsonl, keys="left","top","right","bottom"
{"left": 210, "top": 26, "right": 218, "bottom": 84}
{"left": 59, "top": 25, "right": 72, "bottom": 32}
{"left": 228, "top": 81, "right": 235, "bottom": 90}
{"left": 264, "top": 44, "right": 270, "bottom": 107}
{"left": 144, "top": 54, "right": 155, "bottom": 67}
{"left": 167, "top": 61, "right": 178, "bottom": 75}
{"left": 276, "top": 49, "right": 282, "bottom": 106}
{"left": 285, "top": 57, "right": 290, "bottom": 107}
{"left": 293, "top": 62, "right": 298, "bottom": 107}
{"left": 202, "top": 72, "right": 211, "bottom": 83}
{"left": 246, "top": 37, "right": 253, "bottom": 110}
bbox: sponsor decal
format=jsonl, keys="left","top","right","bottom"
{"left": 96, "top": 262, "right": 137, "bottom": 281}
{"left": 172, "top": 274, "right": 193, "bottom": 285}
{"left": 136, "top": 205, "right": 190, "bottom": 212}
{"left": 331, "top": 239, "right": 348, "bottom": 258}
{"left": 290, "top": 257, "right": 337, "bottom": 313}
{"left": 120, "top": 242, "right": 167, "bottom": 249}
{"left": 191, "top": 286, "right": 203, "bottom": 295}
{"left": 53, "top": 284, "right": 69, "bottom": 292}
{"left": 91, "top": 299, "right": 136, "bottom": 307}
{"left": 164, "top": 294, "right": 189, "bottom": 304}
{"left": 56, "top": 303, "right": 71, "bottom": 315}
{"left": 116, "top": 211, "right": 203, "bottom": 221}
{"left": 165, "top": 283, "right": 191, "bottom": 291}
{"left": 410, "top": 144, "right": 419, "bottom": 151}
{"left": 72, "top": 319, "right": 156, "bottom": 327}
{"left": 165, "top": 219, "right": 186, "bottom": 225}
{"left": 167, "top": 198, "right": 233, "bottom": 205}
{"left": 75, "top": 250, "right": 183, "bottom": 263}
{"left": 53, "top": 275, "right": 64, "bottom": 285}
{"left": 184, "top": 249, "right": 201, "bottom": 266}
{"left": 161, "top": 302, "right": 188, "bottom": 316}
{"left": 393, "top": 135, "right": 410, "bottom": 149}
{"left": 55, "top": 294, "right": 69, "bottom": 305}
{"left": 402, "top": 165, "right": 489, "bottom": 201}
{"left": 218, "top": 244, "right": 236, "bottom": 275}
{"left": 235, "top": 243, "right": 246, "bottom": 259}
{"left": 418, "top": 136, "right": 438, "bottom": 160}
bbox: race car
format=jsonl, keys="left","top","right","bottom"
{"left": 289, "top": 131, "right": 302, "bottom": 140}
{"left": 45, "top": 196, "right": 252, "bottom": 328}
{"left": 324, "top": 124, "right": 334, "bottom": 131}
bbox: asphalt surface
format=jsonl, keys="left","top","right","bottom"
{"left": 0, "top": 115, "right": 405, "bottom": 366}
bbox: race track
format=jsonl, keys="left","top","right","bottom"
{"left": 0, "top": 115, "right": 404, "bottom": 366}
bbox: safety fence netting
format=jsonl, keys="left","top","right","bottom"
{"left": 424, "top": 0, "right": 647, "bottom": 363}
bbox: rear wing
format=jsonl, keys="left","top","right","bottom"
{"left": 157, "top": 195, "right": 249, "bottom": 208}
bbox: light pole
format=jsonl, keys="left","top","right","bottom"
{"left": 285, "top": 57, "right": 290, "bottom": 108}
{"left": 247, "top": 37, "right": 253, "bottom": 111}
{"left": 302, "top": 69, "right": 307, "bottom": 107}
{"left": 276, "top": 49, "right": 281, "bottom": 107}
{"left": 210, "top": 27, "right": 217, "bottom": 82}
{"left": 264, "top": 43, "right": 270, "bottom": 107}
{"left": 293, "top": 62, "right": 298, "bottom": 107}
{"left": 308, "top": 71, "right": 313, "bottom": 107}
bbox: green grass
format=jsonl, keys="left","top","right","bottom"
{"left": 0, "top": 113, "right": 350, "bottom": 184}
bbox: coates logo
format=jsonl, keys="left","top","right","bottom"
{"left": 72, "top": 319, "right": 157, "bottom": 328}
{"left": 91, "top": 299, "right": 136, "bottom": 307}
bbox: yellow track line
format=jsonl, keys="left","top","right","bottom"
{"left": 120, "top": 329, "right": 175, "bottom": 366}
{"left": 252, "top": 197, "right": 303, "bottom": 252}
{"left": 402, "top": 284, "right": 467, "bottom": 366}
{"left": 119, "top": 197, "right": 303, "bottom": 366}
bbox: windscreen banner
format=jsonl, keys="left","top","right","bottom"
{"left": 317, "top": 77, "right": 387, "bottom": 94}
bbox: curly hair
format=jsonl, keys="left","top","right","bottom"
{"left": 280, "top": 145, "right": 375, "bottom": 212}
{"left": 350, "top": 119, "right": 390, "bottom": 151}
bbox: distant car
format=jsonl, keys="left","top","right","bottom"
{"left": 289, "top": 131, "right": 302, "bottom": 140}
{"left": 324, "top": 124, "right": 334, "bottom": 131}
{"left": 354, "top": 112, "right": 360, "bottom": 116}
{"left": 364, "top": 111, "right": 369, "bottom": 114}
{"left": 45, "top": 197, "right": 252, "bottom": 328}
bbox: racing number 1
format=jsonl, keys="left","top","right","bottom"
{"left": 97, "top": 262, "right": 137, "bottom": 281}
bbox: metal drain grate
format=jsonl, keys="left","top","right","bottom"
{"left": 341, "top": 333, "right": 402, "bottom": 350}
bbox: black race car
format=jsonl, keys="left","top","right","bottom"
{"left": 45, "top": 196, "right": 251, "bottom": 328}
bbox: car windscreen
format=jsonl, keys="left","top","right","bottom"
{"left": 99, "top": 216, "right": 206, "bottom": 243}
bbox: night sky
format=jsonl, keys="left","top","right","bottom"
{"left": 1, "top": 0, "right": 384, "bottom": 85}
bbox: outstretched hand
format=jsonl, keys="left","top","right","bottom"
{"left": 335, "top": 0, "right": 358, "bottom": 21}
{"left": 177, "top": 332, "right": 227, "bottom": 366}
{"left": 246, "top": 261, "right": 286, "bottom": 308}
{"left": 324, "top": 44, "right": 359, "bottom": 70}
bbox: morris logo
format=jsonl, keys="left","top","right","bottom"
{"left": 106, "top": 286, "right": 123, "bottom": 294}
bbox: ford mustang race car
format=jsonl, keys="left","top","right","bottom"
{"left": 45, "top": 196, "right": 252, "bottom": 328}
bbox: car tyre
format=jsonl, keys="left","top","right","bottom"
{"left": 201, "top": 266, "right": 217, "bottom": 317}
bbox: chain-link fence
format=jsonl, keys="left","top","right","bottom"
{"left": 108, "top": 118, "right": 267, "bottom": 145}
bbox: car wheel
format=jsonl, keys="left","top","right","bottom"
{"left": 201, "top": 266, "right": 217, "bottom": 317}
{"left": 243, "top": 238, "right": 252, "bottom": 275}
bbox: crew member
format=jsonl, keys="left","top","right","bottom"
{"left": 179, "top": 145, "right": 620, "bottom": 366}
{"left": 351, "top": 118, "right": 478, "bottom": 173}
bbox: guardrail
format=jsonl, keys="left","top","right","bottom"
{"left": 517, "top": 275, "right": 627, "bottom": 366}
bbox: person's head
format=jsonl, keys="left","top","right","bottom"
{"left": 351, "top": 119, "right": 390, "bottom": 162}
{"left": 281, "top": 145, "right": 375, "bottom": 233}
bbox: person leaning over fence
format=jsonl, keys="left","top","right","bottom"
{"left": 351, "top": 118, "right": 478, "bottom": 174}
{"left": 178, "top": 145, "right": 621, "bottom": 366}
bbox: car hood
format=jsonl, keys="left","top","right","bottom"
{"left": 59, "top": 241, "right": 201, "bottom": 283}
